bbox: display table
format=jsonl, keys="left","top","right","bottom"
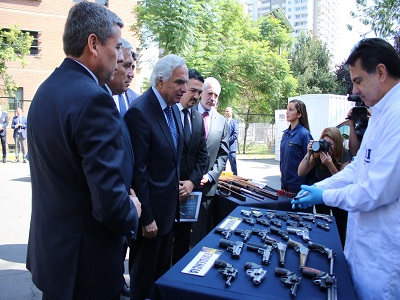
{"left": 153, "top": 206, "right": 355, "bottom": 300}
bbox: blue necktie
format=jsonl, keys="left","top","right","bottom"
{"left": 118, "top": 94, "right": 127, "bottom": 117}
{"left": 164, "top": 106, "right": 178, "bottom": 150}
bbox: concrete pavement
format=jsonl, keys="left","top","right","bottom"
{"left": 0, "top": 156, "right": 280, "bottom": 299}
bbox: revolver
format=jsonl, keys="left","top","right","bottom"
{"left": 214, "top": 259, "right": 238, "bottom": 287}
{"left": 275, "top": 267, "right": 302, "bottom": 297}
{"left": 244, "top": 262, "right": 267, "bottom": 285}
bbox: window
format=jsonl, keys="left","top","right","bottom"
{"left": 95, "top": 0, "right": 108, "bottom": 6}
{"left": 23, "top": 30, "right": 41, "bottom": 56}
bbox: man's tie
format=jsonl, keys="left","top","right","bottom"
{"left": 182, "top": 109, "right": 191, "bottom": 144}
{"left": 202, "top": 111, "right": 209, "bottom": 139}
{"left": 164, "top": 106, "right": 178, "bottom": 150}
{"left": 118, "top": 94, "right": 127, "bottom": 117}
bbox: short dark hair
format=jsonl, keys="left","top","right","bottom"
{"left": 63, "top": 1, "right": 123, "bottom": 57}
{"left": 188, "top": 69, "right": 204, "bottom": 83}
{"left": 346, "top": 38, "right": 400, "bottom": 79}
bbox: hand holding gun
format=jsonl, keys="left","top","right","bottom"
{"left": 234, "top": 228, "right": 253, "bottom": 243}
{"left": 214, "top": 227, "right": 232, "bottom": 239}
{"left": 308, "top": 241, "right": 335, "bottom": 275}
{"left": 302, "top": 266, "right": 337, "bottom": 300}
{"left": 247, "top": 242, "right": 273, "bottom": 265}
{"left": 287, "top": 238, "right": 309, "bottom": 270}
{"left": 275, "top": 267, "right": 302, "bottom": 297}
{"left": 219, "top": 238, "right": 244, "bottom": 259}
{"left": 214, "top": 259, "right": 238, "bottom": 287}
{"left": 287, "top": 226, "right": 310, "bottom": 242}
{"left": 244, "top": 262, "right": 267, "bottom": 285}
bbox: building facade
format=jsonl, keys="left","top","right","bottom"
{"left": 242, "top": 0, "right": 340, "bottom": 62}
{"left": 0, "top": 0, "right": 141, "bottom": 149}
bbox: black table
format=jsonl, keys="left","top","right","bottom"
{"left": 153, "top": 206, "right": 355, "bottom": 300}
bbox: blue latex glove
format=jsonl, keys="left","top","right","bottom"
{"left": 291, "top": 184, "right": 324, "bottom": 209}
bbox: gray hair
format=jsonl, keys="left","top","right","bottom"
{"left": 121, "top": 38, "right": 137, "bottom": 61}
{"left": 149, "top": 54, "right": 187, "bottom": 87}
{"left": 203, "top": 77, "right": 221, "bottom": 93}
{"left": 63, "top": 1, "right": 124, "bottom": 57}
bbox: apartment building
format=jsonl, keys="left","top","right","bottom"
{"left": 242, "top": 0, "right": 341, "bottom": 61}
{"left": 0, "top": 0, "right": 140, "bottom": 148}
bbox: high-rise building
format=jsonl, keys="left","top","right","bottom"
{"left": 242, "top": 0, "right": 341, "bottom": 62}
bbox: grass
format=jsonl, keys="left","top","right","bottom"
{"left": 239, "top": 142, "right": 274, "bottom": 155}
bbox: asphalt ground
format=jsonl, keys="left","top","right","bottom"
{"left": 0, "top": 156, "right": 280, "bottom": 299}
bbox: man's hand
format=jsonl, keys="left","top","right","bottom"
{"left": 142, "top": 221, "right": 158, "bottom": 239}
{"left": 129, "top": 188, "right": 141, "bottom": 218}
{"left": 179, "top": 180, "right": 194, "bottom": 201}
{"left": 200, "top": 174, "right": 210, "bottom": 187}
{"left": 291, "top": 185, "right": 324, "bottom": 209}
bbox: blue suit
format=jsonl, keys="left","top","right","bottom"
{"left": 126, "top": 88, "right": 140, "bottom": 108}
{"left": 124, "top": 87, "right": 183, "bottom": 299}
{"left": 27, "top": 58, "right": 139, "bottom": 299}
{"left": 227, "top": 117, "right": 238, "bottom": 175}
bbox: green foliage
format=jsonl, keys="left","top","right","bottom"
{"left": 351, "top": 0, "right": 400, "bottom": 39}
{"left": 290, "top": 33, "right": 340, "bottom": 95}
{"left": 0, "top": 26, "right": 33, "bottom": 94}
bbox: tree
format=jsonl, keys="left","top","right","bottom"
{"left": 0, "top": 26, "right": 33, "bottom": 94}
{"left": 350, "top": 0, "right": 400, "bottom": 39}
{"left": 290, "top": 33, "right": 340, "bottom": 95}
{"left": 132, "top": 0, "right": 298, "bottom": 153}
{"left": 334, "top": 60, "right": 352, "bottom": 95}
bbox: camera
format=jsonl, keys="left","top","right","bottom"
{"left": 347, "top": 95, "right": 369, "bottom": 139}
{"left": 311, "top": 139, "right": 331, "bottom": 154}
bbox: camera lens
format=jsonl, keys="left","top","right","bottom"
{"left": 311, "top": 141, "right": 321, "bottom": 152}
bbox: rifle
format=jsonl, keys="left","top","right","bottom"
{"left": 214, "top": 259, "right": 238, "bottom": 287}
{"left": 308, "top": 242, "right": 335, "bottom": 276}
{"left": 234, "top": 228, "right": 253, "bottom": 243}
{"left": 287, "top": 238, "right": 309, "bottom": 270}
{"left": 218, "top": 181, "right": 264, "bottom": 201}
{"left": 217, "top": 183, "right": 246, "bottom": 201}
{"left": 219, "top": 238, "right": 244, "bottom": 258}
{"left": 275, "top": 267, "right": 302, "bottom": 297}
{"left": 230, "top": 180, "right": 278, "bottom": 200}
{"left": 302, "top": 267, "right": 337, "bottom": 300}
{"left": 244, "top": 262, "right": 267, "bottom": 285}
{"left": 247, "top": 242, "right": 274, "bottom": 265}
{"left": 214, "top": 227, "right": 232, "bottom": 239}
{"left": 287, "top": 226, "right": 310, "bottom": 243}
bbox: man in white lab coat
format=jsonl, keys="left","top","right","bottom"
{"left": 292, "top": 38, "right": 400, "bottom": 299}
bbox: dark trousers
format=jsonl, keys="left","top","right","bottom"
{"left": 0, "top": 135, "right": 6, "bottom": 159}
{"left": 129, "top": 228, "right": 174, "bottom": 300}
{"left": 190, "top": 195, "right": 214, "bottom": 248}
{"left": 228, "top": 151, "right": 237, "bottom": 175}
{"left": 172, "top": 221, "right": 192, "bottom": 265}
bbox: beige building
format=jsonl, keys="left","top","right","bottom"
{"left": 0, "top": 0, "right": 141, "bottom": 149}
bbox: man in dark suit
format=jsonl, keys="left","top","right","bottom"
{"left": 225, "top": 106, "right": 239, "bottom": 175}
{"left": 171, "top": 69, "right": 208, "bottom": 264}
{"left": 11, "top": 107, "right": 27, "bottom": 163}
{"left": 0, "top": 104, "right": 8, "bottom": 163}
{"left": 26, "top": 3, "right": 141, "bottom": 299}
{"left": 105, "top": 37, "right": 139, "bottom": 297}
{"left": 124, "top": 54, "right": 187, "bottom": 300}
{"left": 191, "top": 77, "right": 229, "bottom": 247}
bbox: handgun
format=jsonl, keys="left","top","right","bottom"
{"left": 244, "top": 262, "right": 267, "bottom": 285}
{"left": 302, "top": 266, "right": 337, "bottom": 300}
{"left": 308, "top": 241, "right": 335, "bottom": 275}
{"left": 287, "top": 226, "right": 310, "bottom": 243}
{"left": 287, "top": 238, "right": 309, "bottom": 270}
{"left": 247, "top": 242, "right": 273, "bottom": 265}
{"left": 214, "top": 259, "right": 238, "bottom": 287}
{"left": 234, "top": 228, "right": 253, "bottom": 243}
{"left": 275, "top": 267, "right": 302, "bottom": 297}
{"left": 219, "top": 238, "right": 244, "bottom": 258}
{"left": 214, "top": 227, "right": 232, "bottom": 239}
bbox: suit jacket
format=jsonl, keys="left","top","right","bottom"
{"left": 126, "top": 88, "right": 140, "bottom": 108}
{"left": 228, "top": 117, "right": 238, "bottom": 152}
{"left": 11, "top": 114, "right": 27, "bottom": 139}
{"left": 194, "top": 106, "right": 229, "bottom": 196}
{"left": 26, "top": 58, "right": 139, "bottom": 300}
{"left": 124, "top": 87, "right": 183, "bottom": 235}
{"left": 173, "top": 105, "right": 208, "bottom": 186}
{"left": 0, "top": 111, "right": 8, "bottom": 137}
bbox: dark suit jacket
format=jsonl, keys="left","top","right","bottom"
{"left": 11, "top": 115, "right": 27, "bottom": 139}
{"left": 228, "top": 118, "right": 238, "bottom": 152}
{"left": 126, "top": 88, "right": 139, "bottom": 108}
{"left": 124, "top": 87, "right": 183, "bottom": 235}
{"left": 173, "top": 105, "right": 208, "bottom": 185}
{"left": 26, "top": 58, "right": 139, "bottom": 300}
{"left": 0, "top": 112, "right": 8, "bottom": 137}
{"left": 194, "top": 106, "right": 229, "bottom": 196}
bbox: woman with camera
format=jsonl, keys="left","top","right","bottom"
{"left": 280, "top": 99, "right": 313, "bottom": 197}
{"left": 298, "top": 127, "right": 351, "bottom": 247}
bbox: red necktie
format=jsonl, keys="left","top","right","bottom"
{"left": 202, "top": 111, "right": 209, "bottom": 139}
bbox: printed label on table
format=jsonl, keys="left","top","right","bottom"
{"left": 217, "top": 216, "right": 242, "bottom": 230}
{"left": 181, "top": 247, "right": 223, "bottom": 277}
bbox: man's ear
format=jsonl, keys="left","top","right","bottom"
{"left": 376, "top": 63, "right": 387, "bottom": 82}
{"left": 87, "top": 34, "right": 99, "bottom": 57}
